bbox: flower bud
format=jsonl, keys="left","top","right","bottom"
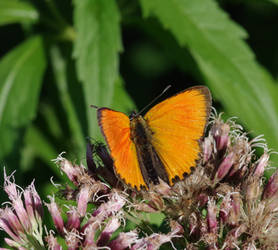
{"left": 212, "top": 122, "right": 230, "bottom": 153}
{"left": 152, "top": 179, "right": 172, "bottom": 196}
{"left": 263, "top": 171, "right": 278, "bottom": 200}
{"left": 109, "top": 231, "right": 138, "bottom": 249}
{"left": 203, "top": 136, "right": 214, "bottom": 164}
{"left": 253, "top": 152, "right": 269, "bottom": 178}
{"left": 66, "top": 207, "right": 80, "bottom": 230}
{"left": 146, "top": 192, "right": 165, "bottom": 211}
{"left": 98, "top": 217, "right": 121, "bottom": 246}
{"left": 77, "top": 185, "right": 91, "bottom": 217}
{"left": 215, "top": 152, "right": 235, "bottom": 181}
{"left": 207, "top": 200, "right": 218, "bottom": 234}
{"left": 45, "top": 232, "right": 62, "bottom": 250}
{"left": 65, "top": 229, "right": 81, "bottom": 250}
{"left": 197, "top": 193, "right": 208, "bottom": 207}
{"left": 25, "top": 183, "right": 43, "bottom": 221}
{"left": 227, "top": 192, "right": 241, "bottom": 226}
{"left": 83, "top": 223, "right": 98, "bottom": 248}
{"left": 220, "top": 194, "right": 232, "bottom": 223}
{"left": 3, "top": 170, "right": 18, "bottom": 201}
{"left": 4, "top": 238, "right": 22, "bottom": 249}
{"left": 12, "top": 197, "right": 31, "bottom": 232}
{"left": 92, "top": 193, "right": 126, "bottom": 218}
{"left": 245, "top": 177, "right": 261, "bottom": 205}
{"left": 0, "top": 208, "right": 23, "bottom": 243}
{"left": 46, "top": 196, "right": 64, "bottom": 235}
{"left": 60, "top": 159, "right": 80, "bottom": 186}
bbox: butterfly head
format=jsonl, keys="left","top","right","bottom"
{"left": 129, "top": 111, "right": 138, "bottom": 120}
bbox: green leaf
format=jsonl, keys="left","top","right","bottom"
{"left": 0, "top": 0, "right": 39, "bottom": 26}
{"left": 268, "top": 0, "right": 278, "bottom": 5}
{"left": 50, "top": 46, "right": 85, "bottom": 157}
{"left": 73, "top": 0, "right": 122, "bottom": 139}
{"left": 40, "top": 103, "right": 63, "bottom": 140}
{"left": 0, "top": 36, "right": 46, "bottom": 160}
{"left": 140, "top": 0, "right": 278, "bottom": 164}
{"left": 20, "top": 125, "right": 57, "bottom": 172}
{"left": 112, "top": 77, "right": 136, "bottom": 113}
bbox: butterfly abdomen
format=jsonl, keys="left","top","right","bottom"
{"left": 130, "top": 116, "right": 169, "bottom": 186}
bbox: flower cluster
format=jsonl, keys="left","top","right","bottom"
{"left": 135, "top": 112, "right": 278, "bottom": 249}
{"left": 0, "top": 170, "right": 44, "bottom": 249}
{"left": 0, "top": 154, "right": 182, "bottom": 249}
{"left": 1, "top": 111, "right": 278, "bottom": 249}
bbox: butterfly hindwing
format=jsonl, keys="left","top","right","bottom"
{"left": 144, "top": 86, "right": 211, "bottom": 185}
{"left": 97, "top": 108, "right": 147, "bottom": 190}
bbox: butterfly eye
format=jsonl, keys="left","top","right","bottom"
{"left": 129, "top": 111, "right": 137, "bottom": 120}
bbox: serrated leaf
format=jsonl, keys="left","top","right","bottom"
{"left": 73, "top": 0, "right": 122, "bottom": 139}
{"left": 0, "top": 36, "right": 46, "bottom": 160}
{"left": 140, "top": 0, "right": 278, "bottom": 164}
{"left": 0, "top": 0, "right": 39, "bottom": 26}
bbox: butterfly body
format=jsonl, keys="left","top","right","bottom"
{"left": 96, "top": 86, "right": 211, "bottom": 190}
{"left": 130, "top": 115, "right": 169, "bottom": 186}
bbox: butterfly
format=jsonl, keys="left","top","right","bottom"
{"left": 94, "top": 86, "right": 211, "bottom": 190}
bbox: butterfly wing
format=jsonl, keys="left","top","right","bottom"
{"left": 97, "top": 108, "right": 147, "bottom": 190}
{"left": 144, "top": 86, "right": 211, "bottom": 185}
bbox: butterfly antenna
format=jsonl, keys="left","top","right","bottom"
{"left": 136, "top": 85, "right": 171, "bottom": 116}
{"left": 90, "top": 105, "right": 98, "bottom": 109}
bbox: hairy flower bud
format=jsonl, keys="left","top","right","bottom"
{"left": 66, "top": 207, "right": 80, "bottom": 231}
{"left": 212, "top": 122, "right": 230, "bottom": 153}
{"left": 207, "top": 200, "right": 218, "bottom": 234}
{"left": 46, "top": 196, "right": 64, "bottom": 235}
{"left": 203, "top": 136, "right": 214, "bottom": 164}
{"left": 253, "top": 152, "right": 269, "bottom": 177}
{"left": 109, "top": 231, "right": 138, "bottom": 249}
{"left": 215, "top": 152, "right": 235, "bottom": 181}
{"left": 227, "top": 192, "right": 241, "bottom": 226}
{"left": 59, "top": 158, "right": 80, "bottom": 186}
{"left": 98, "top": 217, "right": 121, "bottom": 246}
{"left": 263, "top": 171, "right": 278, "bottom": 200}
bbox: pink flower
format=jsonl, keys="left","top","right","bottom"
{"left": 46, "top": 196, "right": 64, "bottom": 235}
{"left": 0, "top": 171, "right": 44, "bottom": 248}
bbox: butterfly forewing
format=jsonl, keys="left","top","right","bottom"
{"left": 144, "top": 86, "right": 211, "bottom": 185}
{"left": 97, "top": 108, "right": 147, "bottom": 189}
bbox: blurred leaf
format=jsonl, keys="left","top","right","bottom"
{"left": 268, "top": 0, "right": 278, "bottom": 4}
{"left": 0, "top": 36, "right": 46, "bottom": 160}
{"left": 138, "top": 19, "right": 202, "bottom": 81}
{"left": 40, "top": 103, "right": 63, "bottom": 140}
{"left": 112, "top": 77, "right": 136, "bottom": 113}
{"left": 20, "top": 125, "right": 57, "bottom": 172}
{"left": 140, "top": 0, "right": 278, "bottom": 165}
{"left": 50, "top": 46, "right": 85, "bottom": 157}
{"left": 73, "top": 0, "right": 122, "bottom": 139}
{"left": 0, "top": 0, "right": 39, "bottom": 26}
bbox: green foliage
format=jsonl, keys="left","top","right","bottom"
{"left": 73, "top": 0, "right": 122, "bottom": 139}
{"left": 140, "top": 0, "right": 278, "bottom": 165}
{"left": 0, "top": 0, "right": 38, "bottom": 26}
{"left": 0, "top": 0, "right": 278, "bottom": 245}
{"left": 0, "top": 36, "right": 46, "bottom": 160}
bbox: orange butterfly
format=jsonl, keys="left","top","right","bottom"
{"left": 94, "top": 86, "right": 211, "bottom": 190}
